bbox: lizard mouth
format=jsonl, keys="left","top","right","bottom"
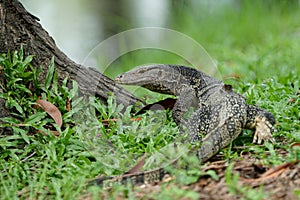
{"left": 115, "top": 75, "right": 157, "bottom": 85}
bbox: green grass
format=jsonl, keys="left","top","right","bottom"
{"left": 1, "top": 2, "right": 300, "bottom": 199}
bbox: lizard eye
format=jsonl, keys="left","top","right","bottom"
{"left": 158, "top": 71, "right": 162, "bottom": 77}
{"left": 138, "top": 69, "right": 146, "bottom": 73}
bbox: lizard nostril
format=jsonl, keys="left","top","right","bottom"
{"left": 115, "top": 75, "right": 122, "bottom": 81}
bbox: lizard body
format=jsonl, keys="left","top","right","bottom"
{"left": 91, "top": 64, "right": 275, "bottom": 188}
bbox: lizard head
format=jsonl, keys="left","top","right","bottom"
{"left": 115, "top": 64, "right": 167, "bottom": 84}
{"left": 115, "top": 64, "right": 182, "bottom": 95}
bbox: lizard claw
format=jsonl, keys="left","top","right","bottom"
{"left": 252, "top": 116, "right": 275, "bottom": 144}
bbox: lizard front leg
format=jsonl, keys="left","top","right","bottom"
{"left": 185, "top": 104, "right": 211, "bottom": 143}
{"left": 189, "top": 97, "right": 247, "bottom": 162}
{"left": 172, "top": 89, "right": 198, "bottom": 130}
{"left": 196, "top": 116, "right": 244, "bottom": 162}
{"left": 252, "top": 116, "right": 275, "bottom": 144}
{"left": 245, "top": 105, "right": 276, "bottom": 144}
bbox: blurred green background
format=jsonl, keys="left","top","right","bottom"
{"left": 20, "top": 0, "right": 300, "bottom": 81}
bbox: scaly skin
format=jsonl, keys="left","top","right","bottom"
{"left": 90, "top": 64, "right": 275, "bottom": 188}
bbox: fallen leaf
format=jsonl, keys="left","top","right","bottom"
{"left": 262, "top": 160, "right": 300, "bottom": 178}
{"left": 291, "top": 142, "right": 300, "bottom": 148}
{"left": 36, "top": 99, "right": 62, "bottom": 127}
{"left": 124, "top": 154, "right": 146, "bottom": 174}
{"left": 222, "top": 73, "right": 241, "bottom": 80}
{"left": 39, "top": 130, "right": 60, "bottom": 137}
{"left": 66, "top": 98, "right": 71, "bottom": 111}
{"left": 245, "top": 160, "right": 300, "bottom": 183}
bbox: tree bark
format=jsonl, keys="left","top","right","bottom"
{"left": 0, "top": 1, "right": 143, "bottom": 111}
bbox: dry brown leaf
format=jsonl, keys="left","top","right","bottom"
{"left": 124, "top": 154, "right": 146, "bottom": 174}
{"left": 261, "top": 160, "right": 300, "bottom": 178}
{"left": 39, "top": 130, "right": 60, "bottom": 137}
{"left": 36, "top": 99, "right": 63, "bottom": 127}
{"left": 291, "top": 142, "right": 300, "bottom": 148}
{"left": 244, "top": 160, "right": 300, "bottom": 183}
{"left": 287, "top": 97, "right": 296, "bottom": 104}
{"left": 222, "top": 73, "right": 242, "bottom": 80}
{"left": 66, "top": 98, "right": 71, "bottom": 112}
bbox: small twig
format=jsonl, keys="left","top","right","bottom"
{"left": 1, "top": 152, "right": 37, "bottom": 173}
{"left": 20, "top": 151, "right": 36, "bottom": 163}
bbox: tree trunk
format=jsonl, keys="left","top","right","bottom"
{"left": 0, "top": 1, "right": 143, "bottom": 116}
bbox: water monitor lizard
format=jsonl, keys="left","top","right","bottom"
{"left": 90, "top": 64, "right": 276, "bottom": 188}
